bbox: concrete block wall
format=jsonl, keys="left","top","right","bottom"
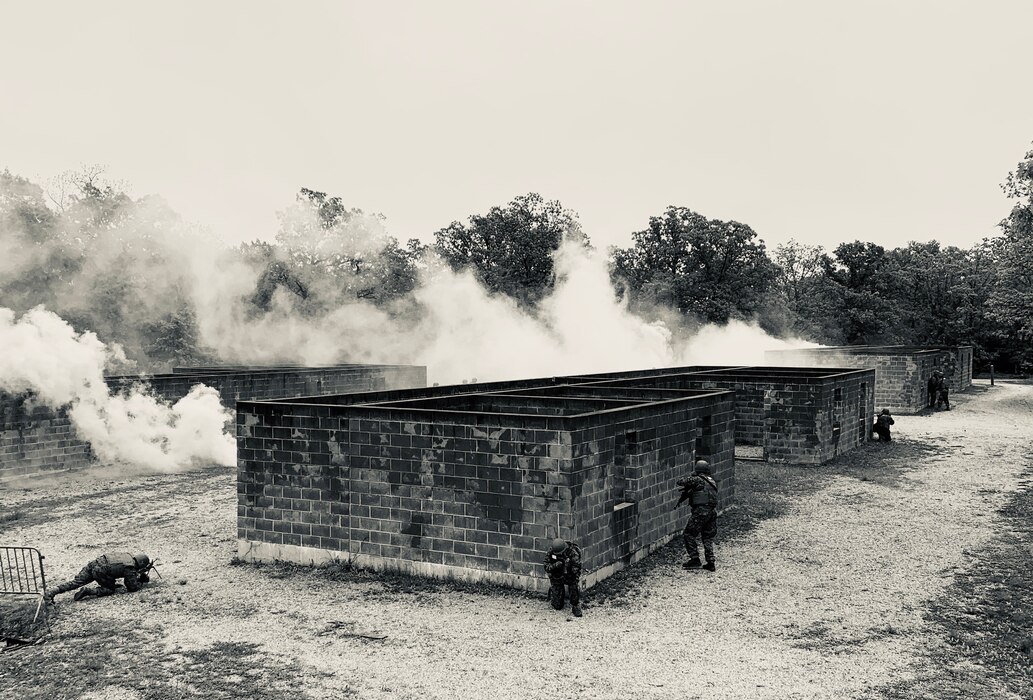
{"left": 1, "top": 364, "right": 427, "bottom": 480}
{"left": 0, "top": 395, "right": 91, "bottom": 482}
{"left": 572, "top": 367, "right": 874, "bottom": 465}
{"left": 766, "top": 349, "right": 943, "bottom": 414}
{"left": 236, "top": 403, "right": 577, "bottom": 590}
{"left": 236, "top": 386, "right": 737, "bottom": 592}
{"left": 109, "top": 364, "right": 427, "bottom": 405}
{"left": 569, "top": 392, "right": 735, "bottom": 585}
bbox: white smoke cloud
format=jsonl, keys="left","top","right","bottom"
{"left": 0, "top": 306, "right": 235, "bottom": 471}
{"left": 183, "top": 237, "right": 817, "bottom": 384}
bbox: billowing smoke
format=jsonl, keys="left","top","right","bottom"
{"left": 1, "top": 167, "right": 818, "bottom": 402}
{"left": 0, "top": 306, "right": 235, "bottom": 471}
{"left": 186, "top": 237, "right": 816, "bottom": 384}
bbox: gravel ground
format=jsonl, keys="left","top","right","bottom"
{"left": 1, "top": 379, "right": 1031, "bottom": 700}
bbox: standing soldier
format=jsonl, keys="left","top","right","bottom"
{"left": 936, "top": 377, "right": 951, "bottom": 411}
{"left": 45, "top": 552, "right": 155, "bottom": 602}
{"left": 873, "top": 409, "right": 895, "bottom": 441}
{"left": 678, "top": 460, "right": 719, "bottom": 572}
{"left": 543, "top": 538, "right": 582, "bottom": 617}
{"left": 927, "top": 371, "right": 941, "bottom": 409}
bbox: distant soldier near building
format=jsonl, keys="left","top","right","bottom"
{"left": 678, "top": 460, "right": 719, "bottom": 572}
{"left": 45, "top": 552, "right": 155, "bottom": 602}
{"left": 927, "top": 371, "right": 941, "bottom": 409}
{"left": 936, "top": 376, "right": 951, "bottom": 411}
{"left": 873, "top": 409, "right": 895, "bottom": 442}
{"left": 543, "top": 538, "right": 582, "bottom": 617}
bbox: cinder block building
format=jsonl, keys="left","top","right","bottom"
{"left": 0, "top": 364, "right": 427, "bottom": 482}
{"left": 236, "top": 364, "right": 874, "bottom": 590}
{"left": 236, "top": 378, "right": 735, "bottom": 591}
{"left": 573, "top": 366, "right": 875, "bottom": 465}
{"left": 765, "top": 346, "right": 973, "bottom": 414}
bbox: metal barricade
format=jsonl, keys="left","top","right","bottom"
{"left": 0, "top": 546, "right": 49, "bottom": 627}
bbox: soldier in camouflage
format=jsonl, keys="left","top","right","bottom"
{"left": 873, "top": 408, "right": 895, "bottom": 441}
{"left": 45, "top": 552, "right": 153, "bottom": 602}
{"left": 927, "top": 372, "right": 941, "bottom": 409}
{"left": 543, "top": 538, "right": 582, "bottom": 617}
{"left": 678, "top": 460, "right": 719, "bottom": 572}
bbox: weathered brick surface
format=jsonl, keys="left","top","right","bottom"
{"left": 766, "top": 346, "right": 972, "bottom": 414}
{"left": 1, "top": 364, "right": 426, "bottom": 481}
{"left": 236, "top": 380, "right": 737, "bottom": 592}
{"left": 0, "top": 396, "right": 92, "bottom": 481}
{"left": 570, "top": 367, "right": 874, "bottom": 465}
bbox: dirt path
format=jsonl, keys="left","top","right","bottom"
{"left": 2, "top": 380, "right": 1031, "bottom": 700}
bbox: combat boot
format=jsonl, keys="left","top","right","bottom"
{"left": 682, "top": 557, "right": 702, "bottom": 569}
{"left": 572, "top": 605, "right": 583, "bottom": 617}
{"left": 73, "top": 587, "right": 93, "bottom": 601}
{"left": 703, "top": 561, "right": 716, "bottom": 572}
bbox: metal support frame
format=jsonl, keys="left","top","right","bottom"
{"left": 0, "top": 546, "right": 49, "bottom": 628}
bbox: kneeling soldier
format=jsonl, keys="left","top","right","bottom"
{"left": 46, "top": 552, "right": 154, "bottom": 602}
{"left": 678, "top": 460, "right": 719, "bottom": 571}
{"left": 543, "top": 538, "right": 582, "bottom": 617}
{"left": 873, "top": 409, "right": 895, "bottom": 441}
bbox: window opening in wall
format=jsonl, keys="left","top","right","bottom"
{"left": 834, "top": 388, "right": 843, "bottom": 402}
{"left": 695, "top": 415, "right": 713, "bottom": 458}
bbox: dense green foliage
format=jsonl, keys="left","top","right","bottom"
{"left": 1, "top": 145, "right": 1031, "bottom": 373}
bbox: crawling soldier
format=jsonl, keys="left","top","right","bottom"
{"left": 46, "top": 552, "right": 154, "bottom": 602}
{"left": 543, "top": 538, "right": 582, "bottom": 617}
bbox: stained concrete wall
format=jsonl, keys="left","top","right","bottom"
{"left": 0, "top": 397, "right": 92, "bottom": 482}
{"left": 765, "top": 346, "right": 971, "bottom": 414}
{"left": 570, "top": 366, "right": 875, "bottom": 465}
{"left": 236, "top": 383, "right": 736, "bottom": 591}
{"left": 0, "top": 364, "right": 426, "bottom": 482}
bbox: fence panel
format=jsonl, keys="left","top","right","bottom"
{"left": 0, "top": 546, "right": 49, "bottom": 629}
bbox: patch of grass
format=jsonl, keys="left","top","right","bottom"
{"left": 0, "top": 615, "right": 312, "bottom": 700}
{"left": 0, "top": 510, "right": 24, "bottom": 525}
{"left": 0, "top": 596, "right": 47, "bottom": 639}
{"left": 875, "top": 463, "right": 1033, "bottom": 699}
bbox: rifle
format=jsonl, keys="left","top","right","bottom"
{"left": 140, "top": 559, "right": 162, "bottom": 580}
{"left": 675, "top": 480, "right": 692, "bottom": 508}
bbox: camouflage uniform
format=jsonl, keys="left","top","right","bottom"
{"left": 873, "top": 412, "right": 894, "bottom": 441}
{"left": 47, "top": 552, "right": 151, "bottom": 601}
{"left": 936, "top": 379, "right": 951, "bottom": 410}
{"left": 679, "top": 472, "right": 719, "bottom": 567}
{"left": 543, "top": 542, "right": 582, "bottom": 613}
{"left": 927, "top": 375, "right": 940, "bottom": 409}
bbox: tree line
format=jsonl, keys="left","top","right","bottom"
{"left": 1, "top": 145, "right": 1030, "bottom": 374}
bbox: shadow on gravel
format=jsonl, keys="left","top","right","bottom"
{"left": 830, "top": 437, "right": 939, "bottom": 488}
{"left": 0, "top": 466, "right": 229, "bottom": 531}
{"left": 0, "top": 616, "right": 311, "bottom": 700}
{"left": 876, "top": 462, "right": 1033, "bottom": 699}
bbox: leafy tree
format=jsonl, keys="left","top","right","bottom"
{"left": 986, "top": 146, "right": 1033, "bottom": 371}
{"left": 772, "top": 240, "right": 844, "bottom": 342}
{"left": 433, "top": 193, "right": 589, "bottom": 307}
{"left": 819, "top": 241, "right": 903, "bottom": 344}
{"left": 274, "top": 188, "right": 424, "bottom": 307}
{"left": 610, "top": 207, "right": 776, "bottom": 323}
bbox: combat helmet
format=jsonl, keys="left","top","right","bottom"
{"left": 694, "top": 460, "right": 712, "bottom": 474}
{"left": 132, "top": 553, "right": 151, "bottom": 570}
{"left": 550, "top": 537, "right": 567, "bottom": 553}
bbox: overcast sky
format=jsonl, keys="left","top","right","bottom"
{"left": 2, "top": 1, "right": 1031, "bottom": 252}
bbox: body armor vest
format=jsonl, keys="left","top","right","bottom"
{"left": 690, "top": 475, "right": 719, "bottom": 507}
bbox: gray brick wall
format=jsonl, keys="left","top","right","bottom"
{"left": 236, "top": 387, "right": 737, "bottom": 592}
{"left": 1, "top": 364, "right": 426, "bottom": 481}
